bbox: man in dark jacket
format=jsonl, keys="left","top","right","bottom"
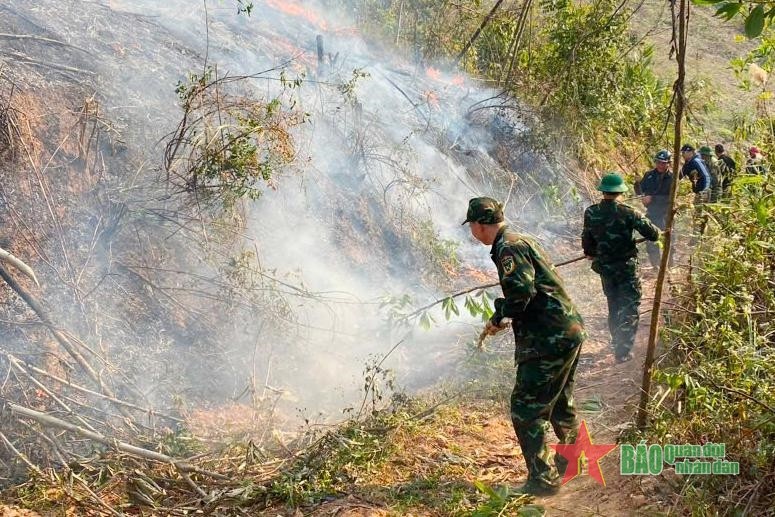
{"left": 714, "top": 144, "right": 737, "bottom": 197}
{"left": 582, "top": 174, "right": 660, "bottom": 363}
{"left": 464, "top": 197, "right": 586, "bottom": 495}
{"left": 681, "top": 144, "right": 712, "bottom": 239}
{"left": 635, "top": 149, "right": 672, "bottom": 267}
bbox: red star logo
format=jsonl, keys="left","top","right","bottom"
{"left": 550, "top": 420, "right": 617, "bottom": 486}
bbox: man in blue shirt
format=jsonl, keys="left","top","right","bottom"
{"left": 681, "top": 144, "right": 711, "bottom": 239}
{"left": 680, "top": 144, "right": 711, "bottom": 200}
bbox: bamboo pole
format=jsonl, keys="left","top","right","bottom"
{"left": 404, "top": 238, "right": 647, "bottom": 320}
{"left": 637, "top": 0, "right": 688, "bottom": 429}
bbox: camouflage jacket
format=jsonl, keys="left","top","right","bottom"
{"left": 706, "top": 158, "right": 728, "bottom": 201}
{"left": 718, "top": 154, "right": 737, "bottom": 189}
{"left": 490, "top": 226, "right": 586, "bottom": 361}
{"left": 582, "top": 200, "right": 660, "bottom": 267}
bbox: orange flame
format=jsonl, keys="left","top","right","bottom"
{"left": 425, "top": 68, "right": 466, "bottom": 89}
{"left": 425, "top": 67, "right": 441, "bottom": 81}
{"left": 265, "top": 0, "right": 328, "bottom": 31}
{"left": 273, "top": 36, "right": 316, "bottom": 67}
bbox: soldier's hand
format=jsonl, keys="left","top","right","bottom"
{"left": 642, "top": 195, "right": 652, "bottom": 206}
{"left": 484, "top": 319, "right": 509, "bottom": 336}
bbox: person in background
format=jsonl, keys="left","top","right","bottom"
{"left": 680, "top": 144, "right": 712, "bottom": 239}
{"left": 463, "top": 197, "right": 586, "bottom": 496}
{"left": 699, "top": 146, "right": 723, "bottom": 203}
{"left": 680, "top": 144, "right": 712, "bottom": 201}
{"left": 635, "top": 149, "right": 673, "bottom": 268}
{"left": 714, "top": 144, "right": 737, "bottom": 197}
{"left": 746, "top": 146, "right": 767, "bottom": 175}
{"left": 582, "top": 173, "right": 660, "bottom": 363}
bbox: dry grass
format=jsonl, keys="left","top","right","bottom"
{"left": 632, "top": 2, "right": 758, "bottom": 139}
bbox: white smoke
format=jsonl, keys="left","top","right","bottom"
{"left": 1, "top": 0, "right": 576, "bottom": 424}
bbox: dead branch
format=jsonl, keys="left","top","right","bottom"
{"left": 0, "top": 51, "right": 95, "bottom": 76}
{"left": 7, "top": 354, "right": 99, "bottom": 432}
{"left": 7, "top": 402, "right": 230, "bottom": 481}
{"left": 0, "top": 349, "right": 183, "bottom": 424}
{"left": 456, "top": 0, "right": 507, "bottom": 64}
{"left": 0, "top": 246, "right": 39, "bottom": 285}
{"left": 0, "top": 430, "right": 44, "bottom": 476}
{"left": 0, "top": 265, "right": 136, "bottom": 422}
{"left": 0, "top": 33, "right": 91, "bottom": 54}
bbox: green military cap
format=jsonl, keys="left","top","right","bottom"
{"left": 698, "top": 146, "right": 713, "bottom": 156}
{"left": 597, "top": 172, "right": 628, "bottom": 193}
{"left": 462, "top": 197, "right": 504, "bottom": 225}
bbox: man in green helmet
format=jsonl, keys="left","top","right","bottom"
{"left": 582, "top": 173, "right": 661, "bottom": 363}
{"left": 463, "top": 197, "right": 586, "bottom": 495}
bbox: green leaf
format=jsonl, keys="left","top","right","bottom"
{"left": 473, "top": 479, "right": 498, "bottom": 498}
{"left": 692, "top": 0, "right": 726, "bottom": 5}
{"left": 715, "top": 2, "right": 742, "bottom": 21}
{"left": 519, "top": 505, "right": 547, "bottom": 517}
{"left": 745, "top": 5, "right": 766, "bottom": 38}
{"left": 579, "top": 396, "right": 604, "bottom": 412}
{"left": 419, "top": 312, "right": 432, "bottom": 330}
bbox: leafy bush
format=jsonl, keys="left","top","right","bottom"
{"left": 649, "top": 177, "right": 775, "bottom": 515}
{"left": 165, "top": 68, "right": 306, "bottom": 206}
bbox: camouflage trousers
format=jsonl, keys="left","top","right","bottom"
{"left": 598, "top": 258, "right": 642, "bottom": 358}
{"left": 510, "top": 343, "right": 581, "bottom": 486}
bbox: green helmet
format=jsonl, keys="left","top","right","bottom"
{"left": 698, "top": 146, "right": 713, "bottom": 156}
{"left": 597, "top": 172, "right": 628, "bottom": 193}
{"left": 655, "top": 149, "right": 671, "bottom": 163}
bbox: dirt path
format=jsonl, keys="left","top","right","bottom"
{"left": 509, "top": 262, "right": 680, "bottom": 516}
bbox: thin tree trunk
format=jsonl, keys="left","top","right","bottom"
{"left": 637, "top": 0, "right": 688, "bottom": 430}
{"left": 456, "top": 0, "right": 506, "bottom": 65}
{"left": 395, "top": 0, "right": 405, "bottom": 45}
{"left": 501, "top": 0, "right": 532, "bottom": 86}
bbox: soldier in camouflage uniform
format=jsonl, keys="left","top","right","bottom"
{"left": 582, "top": 174, "right": 660, "bottom": 363}
{"left": 699, "top": 146, "right": 724, "bottom": 203}
{"left": 463, "top": 197, "right": 586, "bottom": 496}
{"left": 714, "top": 144, "right": 737, "bottom": 198}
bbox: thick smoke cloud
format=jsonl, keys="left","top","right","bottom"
{"left": 1, "top": 0, "right": 571, "bottom": 424}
